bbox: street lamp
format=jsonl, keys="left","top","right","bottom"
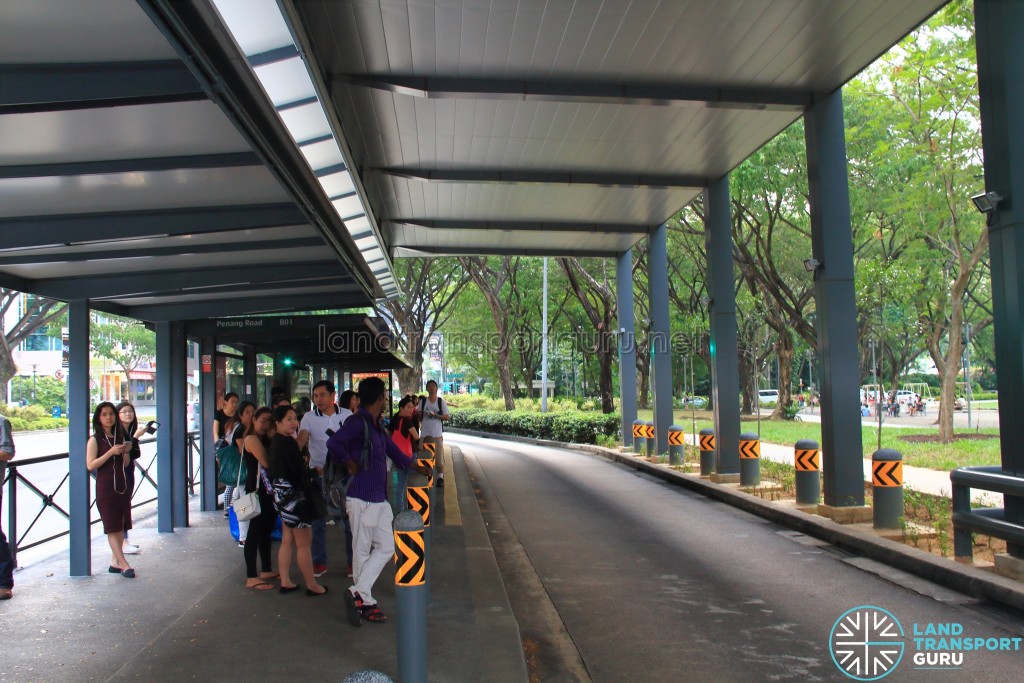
{"left": 31, "top": 364, "right": 37, "bottom": 403}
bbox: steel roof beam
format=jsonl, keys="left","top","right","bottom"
{"left": 389, "top": 219, "right": 651, "bottom": 235}
{"left": 33, "top": 261, "right": 347, "bottom": 300}
{"left": 125, "top": 292, "right": 367, "bottom": 322}
{"left": 0, "top": 152, "right": 262, "bottom": 180}
{"left": 394, "top": 246, "right": 626, "bottom": 258}
{"left": 0, "top": 204, "right": 307, "bottom": 250}
{"left": 375, "top": 167, "right": 705, "bottom": 188}
{"left": 337, "top": 75, "right": 812, "bottom": 111}
{"left": 0, "top": 237, "right": 324, "bottom": 266}
{"left": 102, "top": 278, "right": 360, "bottom": 303}
{"left": 0, "top": 61, "right": 207, "bottom": 115}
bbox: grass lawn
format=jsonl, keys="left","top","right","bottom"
{"left": 635, "top": 408, "right": 1000, "bottom": 471}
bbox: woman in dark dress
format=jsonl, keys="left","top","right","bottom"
{"left": 268, "top": 405, "right": 326, "bottom": 596}
{"left": 86, "top": 402, "right": 135, "bottom": 578}
{"left": 115, "top": 401, "right": 150, "bottom": 555}
{"left": 241, "top": 407, "right": 279, "bottom": 590}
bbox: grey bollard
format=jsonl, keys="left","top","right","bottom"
{"left": 872, "top": 449, "right": 904, "bottom": 529}
{"left": 794, "top": 439, "right": 820, "bottom": 505}
{"left": 738, "top": 432, "right": 761, "bottom": 486}
{"left": 394, "top": 510, "right": 428, "bottom": 683}
{"left": 698, "top": 428, "right": 715, "bottom": 477}
{"left": 632, "top": 420, "right": 645, "bottom": 454}
{"left": 644, "top": 421, "right": 655, "bottom": 458}
{"left": 667, "top": 425, "right": 685, "bottom": 466}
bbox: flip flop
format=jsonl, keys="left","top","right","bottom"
{"left": 246, "top": 581, "right": 274, "bottom": 591}
{"left": 258, "top": 572, "right": 280, "bottom": 580}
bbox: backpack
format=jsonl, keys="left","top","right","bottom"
{"left": 324, "top": 417, "right": 371, "bottom": 519}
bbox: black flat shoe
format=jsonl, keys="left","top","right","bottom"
{"left": 121, "top": 568, "right": 136, "bottom": 578}
{"left": 305, "top": 586, "right": 328, "bottom": 597}
{"left": 279, "top": 585, "right": 301, "bottom": 594}
{"left": 108, "top": 566, "right": 123, "bottom": 574}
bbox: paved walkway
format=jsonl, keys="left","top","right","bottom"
{"left": 0, "top": 447, "right": 528, "bottom": 683}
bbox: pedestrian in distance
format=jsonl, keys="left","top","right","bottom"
{"left": 0, "top": 412, "right": 16, "bottom": 599}
{"left": 418, "top": 380, "right": 449, "bottom": 486}
{"left": 114, "top": 401, "right": 152, "bottom": 555}
{"left": 327, "top": 377, "right": 432, "bottom": 626}
{"left": 241, "top": 407, "right": 280, "bottom": 590}
{"left": 86, "top": 402, "right": 137, "bottom": 578}
{"left": 269, "top": 405, "right": 327, "bottom": 596}
{"left": 388, "top": 396, "right": 421, "bottom": 514}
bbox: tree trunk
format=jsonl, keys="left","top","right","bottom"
{"left": 771, "top": 333, "right": 795, "bottom": 419}
{"left": 496, "top": 344, "right": 516, "bottom": 410}
{"left": 598, "top": 330, "right": 615, "bottom": 413}
{"left": 396, "top": 366, "right": 421, "bottom": 397}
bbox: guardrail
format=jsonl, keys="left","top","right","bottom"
{"left": 951, "top": 465, "right": 1024, "bottom": 560}
{"left": 2, "top": 432, "right": 202, "bottom": 566}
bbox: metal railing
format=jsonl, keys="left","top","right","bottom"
{"left": 951, "top": 465, "right": 1024, "bottom": 560}
{"left": 2, "top": 431, "right": 202, "bottom": 566}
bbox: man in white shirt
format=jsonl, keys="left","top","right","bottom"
{"left": 298, "top": 380, "right": 347, "bottom": 577}
{"left": 418, "top": 380, "right": 450, "bottom": 486}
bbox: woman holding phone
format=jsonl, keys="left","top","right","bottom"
{"left": 114, "top": 401, "right": 153, "bottom": 555}
{"left": 87, "top": 402, "right": 137, "bottom": 578}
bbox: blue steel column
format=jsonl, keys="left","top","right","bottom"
{"left": 976, "top": 0, "right": 1024, "bottom": 556}
{"left": 155, "top": 322, "right": 174, "bottom": 533}
{"left": 199, "top": 335, "right": 217, "bottom": 511}
{"left": 170, "top": 322, "right": 188, "bottom": 528}
{"left": 617, "top": 249, "right": 638, "bottom": 447}
{"left": 67, "top": 300, "right": 91, "bottom": 576}
{"left": 804, "top": 89, "right": 864, "bottom": 508}
{"left": 705, "top": 178, "right": 741, "bottom": 477}
{"left": 648, "top": 224, "right": 674, "bottom": 454}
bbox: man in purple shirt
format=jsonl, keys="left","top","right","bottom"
{"left": 326, "top": 377, "right": 430, "bottom": 626}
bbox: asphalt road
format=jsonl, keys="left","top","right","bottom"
{"left": 453, "top": 434, "right": 1024, "bottom": 682}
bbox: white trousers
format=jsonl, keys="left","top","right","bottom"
{"left": 346, "top": 498, "right": 394, "bottom": 606}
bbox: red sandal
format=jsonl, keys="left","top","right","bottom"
{"left": 361, "top": 604, "right": 388, "bottom": 623}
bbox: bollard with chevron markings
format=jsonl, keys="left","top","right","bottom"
{"left": 644, "top": 421, "right": 655, "bottom": 458}
{"left": 872, "top": 449, "right": 904, "bottom": 529}
{"left": 738, "top": 432, "right": 761, "bottom": 486}
{"left": 633, "top": 420, "right": 646, "bottom": 454}
{"left": 698, "top": 428, "right": 716, "bottom": 477}
{"left": 394, "top": 510, "right": 427, "bottom": 683}
{"left": 667, "top": 425, "right": 685, "bottom": 465}
{"left": 794, "top": 439, "right": 820, "bottom": 506}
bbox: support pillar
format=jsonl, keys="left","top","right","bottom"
{"left": 976, "top": 0, "right": 1024, "bottom": 556}
{"left": 804, "top": 88, "right": 864, "bottom": 508}
{"left": 170, "top": 322, "right": 188, "bottom": 528}
{"left": 155, "top": 322, "right": 174, "bottom": 532}
{"left": 648, "top": 224, "right": 674, "bottom": 454}
{"left": 67, "top": 299, "right": 91, "bottom": 576}
{"left": 617, "top": 249, "right": 638, "bottom": 447}
{"left": 199, "top": 335, "right": 217, "bottom": 511}
{"left": 705, "top": 177, "right": 741, "bottom": 477}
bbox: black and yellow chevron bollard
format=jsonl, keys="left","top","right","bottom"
{"left": 667, "top": 425, "right": 685, "bottom": 465}
{"left": 794, "top": 439, "right": 820, "bottom": 506}
{"left": 738, "top": 432, "right": 761, "bottom": 487}
{"left": 632, "top": 420, "right": 645, "bottom": 454}
{"left": 872, "top": 448, "right": 903, "bottom": 529}
{"left": 698, "top": 428, "right": 716, "bottom": 477}
{"left": 394, "top": 510, "right": 427, "bottom": 682}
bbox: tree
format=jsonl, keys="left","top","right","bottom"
{"left": 461, "top": 257, "right": 521, "bottom": 410}
{"left": 92, "top": 315, "right": 155, "bottom": 400}
{"left": 0, "top": 290, "right": 66, "bottom": 390}
{"left": 558, "top": 258, "right": 618, "bottom": 413}
{"left": 377, "top": 258, "right": 470, "bottom": 396}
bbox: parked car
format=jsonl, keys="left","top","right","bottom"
{"left": 893, "top": 390, "right": 915, "bottom": 405}
{"left": 758, "top": 389, "right": 780, "bottom": 405}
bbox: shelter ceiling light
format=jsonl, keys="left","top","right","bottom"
{"left": 210, "top": 0, "right": 398, "bottom": 299}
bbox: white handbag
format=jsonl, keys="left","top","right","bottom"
{"left": 231, "top": 441, "right": 261, "bottom": 521}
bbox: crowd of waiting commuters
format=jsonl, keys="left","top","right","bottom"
{"left": 0, "top": 377, "right": 448, "bottom": 620}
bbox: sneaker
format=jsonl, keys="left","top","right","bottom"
{"left": 347, "top": 563, "right": 353, "bottom": 578}
{"left": 313, "top": 563, "right": 328, "bottom": 578}
{"left": 238, "top": 540, "right": 246, "bottom": 548}
{"left": 123, "top": 543, "right": 141, "bottom": 555}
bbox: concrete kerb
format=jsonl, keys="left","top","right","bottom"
{"left": 447, "top": 428, "right": 1024, "bottom": 612}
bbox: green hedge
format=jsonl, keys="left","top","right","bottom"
{"left": 449, "top": 408, "right": 620, "bottom": 444}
